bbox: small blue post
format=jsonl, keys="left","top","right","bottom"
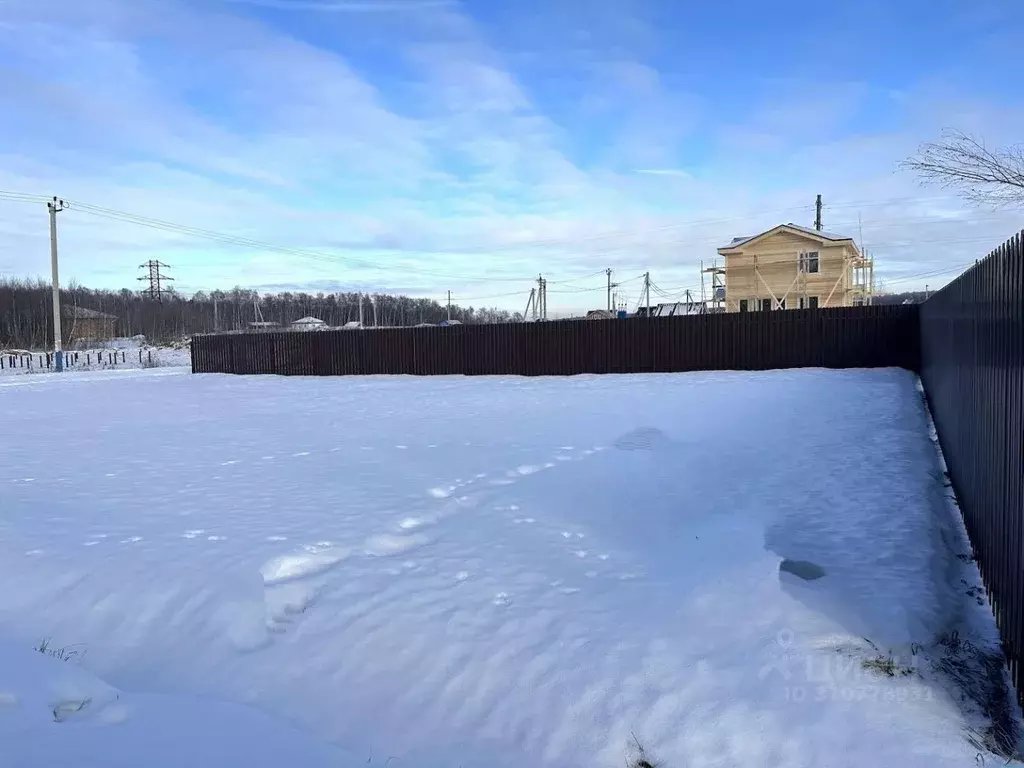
{"left": 54, "top": 350, "right": 64, "bottom": 373}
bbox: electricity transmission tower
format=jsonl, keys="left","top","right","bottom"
{"left": 138, "top": 260, "right": 174, "bottom": 301}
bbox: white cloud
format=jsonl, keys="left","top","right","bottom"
{"left": 0, "top": 0, "right": 1020, "bottom": 312}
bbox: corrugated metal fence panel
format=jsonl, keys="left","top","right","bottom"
{"left": 191, "top": 305, "right": 920, "bottom": 377}
{"left": 919, "top": 230, "right": 1024, "bottom": 700}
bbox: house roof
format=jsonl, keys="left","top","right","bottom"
{"left": 720, "top": 222, "right": 855, "bottom": 251}
{"left": 62, "top": 306, "right": 116, "bottom": 320}
{"left": 291, "top": 316, "right": 326, "bottom": 325}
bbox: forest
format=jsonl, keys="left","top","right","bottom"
{"left": 0, "top": 279, "right": 520, "bottom": 349}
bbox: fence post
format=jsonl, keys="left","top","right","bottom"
{"left": 148, "top": 350, "right": 152, "bottom": 365}
{"left": 122, "top": 351, "right": 126, "bottom": 363}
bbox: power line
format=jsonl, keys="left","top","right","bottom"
{"left": 138, "top": 260, "right": 175, "bottom": 302}
{"left": 0, "top": 189, "right": 1009, "bottom": 294}
{"left": 5, "top": 188, "right": 1008, "bottom": 270}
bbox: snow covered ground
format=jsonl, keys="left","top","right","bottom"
{"left": 0, "top": 367, "right": 1014, "bottom": 767}
{"left": 0, "top": 345, "right": 190, "bottom": 377}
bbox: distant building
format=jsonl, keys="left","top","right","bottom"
{"left": 716, "top": 223, "right": 874, "bottom": 312}
{"left": 63, "top": 306, "right": 117, "bottom": 344}
{"left": 291, "top": 316, "right": 327, "bottom": 330}
{"left": 635, "top": 301, "right": 708, "bottom": 318}
{"left": 248, "top": 321, "right": 281, "bottom": 332}
{"left": 585, "top": 309, "right": 614, "bottom": 320}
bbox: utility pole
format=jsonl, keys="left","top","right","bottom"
{"left": 359, "top": 293, "right": 364, "bottom": 327}
{"left": 138, "top": 260, "right": 174, "bottom": 301}
{"left": 537, "top": 275, "right": 547, "bottom": 321}
{"left": 48, "top": 197, "right": 68, "bottom": 372}
{"left": 447, "top": 290, "right": 451, "bottom": 323}
{"left": 814, "top": 194, "right": 823, "bottom": 231}
{"left": 213, "top": 294, "right": 219, "bottom": 333}
{"left": 372, "top": 295, "right": 378, "bottom": 328}
{"left": 605, "top": 268, "right": 619, "bottom": 312}
{"left": 525, "top": 287, "right": 536, "bottom": 321}
{"left": 643, "top": 272, "right": 651, "bottom": 317}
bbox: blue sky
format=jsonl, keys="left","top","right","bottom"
{"left": 0, "top": 0, "right": 1021, "bottom": 312}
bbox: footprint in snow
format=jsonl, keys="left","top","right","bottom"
{"left": 398, "top": 517, "right": 429, "bottom": 531}
{"left": 363, "top": 533, "right": 431, "bottom": 557}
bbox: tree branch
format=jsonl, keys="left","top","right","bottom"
{"left": 901, "top": 129, "right": 1024, "bottom": 206}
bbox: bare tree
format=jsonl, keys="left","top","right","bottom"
{"left": 902, "top": 129, "right": 1024, "bottom": 206}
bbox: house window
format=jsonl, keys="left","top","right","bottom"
{"left": 799, "top": 251, "right": 820, "bottom": 274}
{"left": 760, "top": 298, "right": 772, "bottom": 312}
{"left": 808, "top": 296, "right": 819, "bottom": 309}
{"left": 739, "top": 299, "right": 749, "bottom": 312}
{"left": 852, "top": 296, "right": 865, "bottom": 307}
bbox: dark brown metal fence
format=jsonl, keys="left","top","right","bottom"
{"left": 920, "top": 231, "right": 1024, "bottom": 696}
{"left": 190, "top": 305, "right": 920, "bottom": 377}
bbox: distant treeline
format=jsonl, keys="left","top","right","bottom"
{"left": 873, "top": 291, "right": 929, "bottom": 305}
{"left": 0, "top": 279, "right": 520, "bottom": 349}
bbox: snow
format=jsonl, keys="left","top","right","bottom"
{"left": 0, "top": 367, "right": 1014, "bottom": 767}
{"left": 0, "top": 345, "right": 190, "bottom": 377}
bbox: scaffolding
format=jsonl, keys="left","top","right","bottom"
{"left": 717, "top": 245, "right": 875, "bottom": 311}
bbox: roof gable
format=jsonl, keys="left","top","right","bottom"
{"left": 718, "top": 223, "right": 854, "bottom": 253}
{"left": 62, "top": 306, "right": 116, "bottom": 320}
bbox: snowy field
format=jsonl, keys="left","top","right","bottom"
{"left": 0, "top": 345, "right": 190, "bottom": 377}
{"left": 0, "top": 367, "right": 1014, "bottom": 767}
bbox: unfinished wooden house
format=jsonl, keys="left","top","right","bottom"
{"left": 716, "top": 223, "right": 874, "bottom": 312}
{"left": 62, "top": 306, "right": 117, "bottom": 344}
